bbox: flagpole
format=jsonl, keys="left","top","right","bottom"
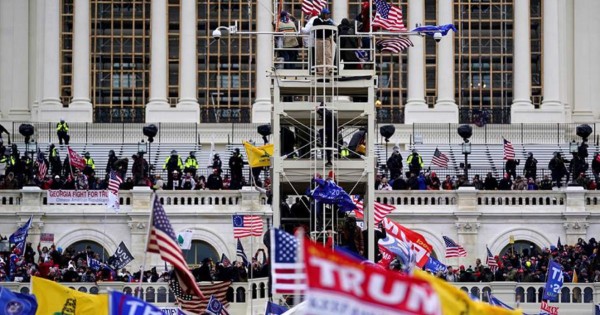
{"left": 137, "top": 193, "right": 156, "bottom": 300}
{"left": 250, "top": 235, "right": 254, "bottom": 315}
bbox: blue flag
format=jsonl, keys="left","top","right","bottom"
{"left": 206, "top": 295, "right": 224, "bottom": 315}
{"left": 487, "top": 292, "right": 514, "bottom": 310}
{"left": 9, "top": 216, "right": 32, "bottom": 254}
{"left": 109, "top": 290, "right": 181, "bottom": 315}
{"left": 310, "top": 177, "right": 356, "bottom": 212}
{"left": 424, "top": 256, "right": 447, "bottom": 274}
{"left": 0, "top": 286, "right": 38, "bottom": 315}
{"left": 543, "top": 260, "right": 564, "bottom": 302}
{"left": 237, "top": 238, "right": 249, "bottom": 267}
{"left": 87, "top": 256, "right": 102, "bottom": 271}
{"left": 378, "top": 236, "right": 416, "bottom": 272}
{"left": 265, "top": 301, "right": 288, "bottom": 315}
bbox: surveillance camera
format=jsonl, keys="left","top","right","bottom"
{"left": 433, "top": 32, "right": 442, "bottom": 43}
{"left": 212, "top": 29, "right": 222, "bottom": 39}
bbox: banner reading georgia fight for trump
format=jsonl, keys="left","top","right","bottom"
{"left": 303, "top": 240, "right": 441, "bottom": 315}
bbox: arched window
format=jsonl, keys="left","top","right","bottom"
{"left": 67, "top": 240, "right": 110, "bottom": 260}
{"left": 183, "top": 240, "right": 219, "bottom": 266}
{"left": 499, "top": 241, "right": 541, "bottom": 258}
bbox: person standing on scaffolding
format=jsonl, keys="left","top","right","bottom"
{"left": 276, "top": 11, "right": 299, "bottom": 69}
{"left": 313, "top": 8, "right": 335, "bottom": 75}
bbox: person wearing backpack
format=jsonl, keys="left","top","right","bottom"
{"left": 406, "top": 150, "right": 423, "bottom": 175}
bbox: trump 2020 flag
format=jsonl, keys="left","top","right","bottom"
{"left": 9, "top": 215, "right": 32, "bottom": 254}
{"left": 109, "top": 290, "right": 164, "bottom": 315}
{"left": 265, "top": 301, "right": 288, "bottom": 315}
{"left": 310, "top": 177, "right": 356, "bottom": 212}
{"left": 0, "top": 286, "right": 38, "bottom": 315}
{"left": 424, "top": 256, "right": 447, "bottom": 274}
{"left": 543, "top": 260, "right": 564, "bottom": 302}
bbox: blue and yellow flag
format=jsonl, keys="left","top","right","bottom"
{"left": 32, "top": 276, "right": 108, "bottom": 315}
{"left": 243, "top": 141, "right": 274, "bottom": 168}
{"left": 413, "top": 270, "right": 522, "bottom": 315}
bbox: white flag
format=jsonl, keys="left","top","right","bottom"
{"left": 177, "top": 229, "right": 193, "bottom": 250}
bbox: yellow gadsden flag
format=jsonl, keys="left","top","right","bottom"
{"left": 32, "top": 276, "right": 108, "bottom": 315}
{"left": 413, "top": 270, "right": 522, "bottom": 315}
{"left": 243, "top": 141, "right": 274, "bottom": 168}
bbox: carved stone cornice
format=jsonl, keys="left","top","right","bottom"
{"left": 455, "top": 221, "right": 481, "bottom": 233}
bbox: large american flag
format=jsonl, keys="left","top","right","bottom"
{"left": 486, "top": 246, "right": 498, "bottom": 273}
{"left": 147, "top": 197, "right": 204, "bottom": 300}
{"left": 232, "top": 215, "right": 263, "bottom": 238}
{"left": 372, "top": 0, "right": 407, "bottom": 32}
{"left": 36, "top": 152, "right": 48, "bottom": 179}
{"left": 376, "top": 37, "right": 413, "bottom": 53}
{"left": 503, "top": 139, "right": 515, "bottom": 160}
{"left": 107, "top": 170, "right": 122, "bottom": 211}
{"left": 169, "top": 275, "right": 231, "bottom": 314}
{"left": 353, "top": 198, "right": 396, "bottom": 225}
{"left": 301, "top": 0, "right": 327, "bottom": 15}
{"left": 431, "top": 148, "right": 449, "bottom": 168}
{"left": 443, "top": 236, "right": 467, "bottom": 258}
{"left": 271, "top": 228, "right": 306, "bottom": 294}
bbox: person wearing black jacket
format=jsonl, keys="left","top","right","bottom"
{"left": 523, "top": 152, "right": 538, "bottom": 180}
{"left": 592, "top": 153, "right": 600, "bottom": 184}
{"left": 106, "top": 150, "right": 118, "bottom": 175}
{"left": 337, "top": 18, "right": 360, "bottom": 69}
{"left": 49, "top": 144, "right": 62, "bottom": 177}
{"left": 229, "top": 148, "right": 244, "bottom": 189}
{"left": 362, "top": 223, "right": 387, "bottom": 262}
{"left": 207, "top": 168, "right": 223, "bottom": 190}
{"left": 505, "top": 158, "right": 520, "bottom": 180}
{"left": 387, "top": 148, "right": 403, "bottom": 181}
{"left": 484, "top": 172, "right": 498, "bottom": 190}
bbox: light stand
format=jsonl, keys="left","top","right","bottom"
{"left": 143, "top": 124, "right": 158, "bottom": 175}
{"left": 457, "top": 125, "right": 473, "bottom": 182}
{"left": 379, "top": 125, "right": 395, "bottom": 176}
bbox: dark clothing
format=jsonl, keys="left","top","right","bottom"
{"left": 387, "top": 152, "right": 403, "bottom": 180}
{"left": 132, "top": 157, "right": 148, "bottom": 185}
{"left": 337, "top": 20, "right": 360, "bottom": 69}
{"left": 362, "top": 228, "right": 387, "bottom": 262}
{"left": 391, "top": 177, "right": 408, "bottom": 190}
{"left": 498, "top": 178, "right": 512, "bottom": 190}
{"left": 484, "top": 176, "right": 498, "bottom": 190}
{"left": 569, "top": 155, "right": 587, "bottom": 183}
{"left": 212, "top": 157, "right": 223, "bottom": 175}
{"left": 49, "top": 147, "right": 62, "bottom": 177}
{"left": 312, "top": 16, "right": 335, "bottom": 38}
{"left": 106, "top": 155, "right": 118, "bottom": 174}
{"left": 207, "top": 173, "right": 223, "bottom": 190}
{"left": 505, "top": 159, "right": 520, "bottom": 180}
{"left": 524, "top": 156, "right": 538, "bottom": 179}
{"left": 228, "top": 152, "right": 244, "bottom": 189}
{"left": 540, "top": 178, "right": 553, "bottom": 190}
{"left": 549, "top": 156, "right": 568, "bottom": 188}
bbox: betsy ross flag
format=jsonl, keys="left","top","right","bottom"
{"left": 232, "top": 215, "right": 263, "bottom": 238}
{"left": 301, "top": 0, "right": 327, "bottom": 15}
{"left": 486, "top": 246, "right": 498, "bottom": 273}
{"left": 107, "top": 170, "right": 122, "bottom": 211}
{"left": 372, "top": 0, "right": 407, "bottom": 32}
{"left": 503, "top": 139, "right": 515, "bottom": 160}
{"left": 271, "top": 228, "right": 307, "bottom": 294}
{"left": 36, "top": 151, "right": 48, "bottom": 179}
{"left": 443, "top": 236, "right": 467, "bottom": 258}
{"left": 147, "top": 197, "right": 204, "bottom": 300}
{"left": 353, "top": 198, "right": 396, "bottom": 225}
{"left": 169, "top": 276, "right": 231, "bottom": 315}
{"left": 431, "top": 147, "right": 449, "bottom": 168}
{"left": 67, "top": 146, "right": 86, "bottom": 170}
{"left": 376, "top": 37, "right": 413, "bottom": 53}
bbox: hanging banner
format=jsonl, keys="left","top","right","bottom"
{"left": 47, "top": 190, "right": 109, "bottom": 204}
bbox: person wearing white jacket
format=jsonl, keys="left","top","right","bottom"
{"left": 301, "top": 10, "right": 319, "bottom": 70}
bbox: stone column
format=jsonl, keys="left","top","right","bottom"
{"left": 177, "top": 0, "right": 200, "bottom": 116}
{"left": 70, "top": 0, "right": 93, "bottom": 112}
{"left": 572, "top": 0, "right": 599, "bottom": 122}
{"left": 431, "top": 0, "right": 458, "bottom": 122}
{"left": 510, "top": 0, "right": 534, "bottom": 120}
{"left": 403, "top": 0, "right": 428, "bottom": 124}
{"left": 41, "top": 0, "right": 62, "bottom": 109}
{"left": 146, "top": 0, "right": 170, "bottom": 117}
{"left": 251, "top": 0, "right": 273, "bottom": 123}
{"left": 333, "top": 0, "right": 348, "bottom": 26}
{"left": 540, "top": 0, "right": 564, "bottom": 121}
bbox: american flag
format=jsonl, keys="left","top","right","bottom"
{"left": 431, "top": 148, "right": 449, "bottom": 168}
{"left": 301, "top": 0, "right": 327, "bottom": 15}
{"left": 353, "top": 198, "right": 396, "bottom": 225}
{"left": 271, "top": 228, "right": 307, "bottom": 294}
{"left": 236, "top": 238, "right": 249, "bottom": 267}
{"left": 169, "top": 275, "right": 231, "bottom": 314}
{"left": 503, "top": 139, "right": 515, "bottom": 160}
{"left": 376, "top": 37, "right": 413, "bottom": 53}
{"left": 232, "top": 215, "right": 263, "bottom": 238}
{"left": 486, "top": 246, "right": 498, "bottom": 273}
{"left": 107, "top": 170, "right": 122, "bottom": 211}
{"left": 147, "top": 197, "right": 204, "bottom": 300}
{"left": 372, "top": 0, "right": 407, "bottom": 32}
{"left": 36, "top": 151, "right": 48, "bottom": 179}
{"left": 443, "top": 236, "right": 467, "bottom": 258}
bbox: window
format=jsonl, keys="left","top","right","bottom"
{"left": 183, "top": 240, "right": 219, "bottom": 266}
{"left": 499, "top": 240, "right": 541, "bottom": 258}
{"left": 67, "top": 240, "right": 110, "bottom": 260}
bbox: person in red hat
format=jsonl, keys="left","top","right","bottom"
{"left": 9, "top": 247, "right": 22, "bottom": 281}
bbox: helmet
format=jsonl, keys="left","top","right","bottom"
{"left": 109, "top": 150, "right": 115, "bottom": 156}
{"left": 84, "top": 152, "right": 90, "bottom": 157}
{"left": 189, "top": 151, "right": 195, "bottom": 157}
{"left": 214, "top": 154, "right": 219, "bottom": 158}
{"left": 171, "top": 150, "right": 177, "bottom": 155}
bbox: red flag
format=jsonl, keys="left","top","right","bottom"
{"left": 304, "top": 240, "right": 441, "bottom": 315}
{"left": 67, "top": 146, "right": 86, "bottom": 170}
{"left": 382, "top": 217, "right": 433, "bottom": 268}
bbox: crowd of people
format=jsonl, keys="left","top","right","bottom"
{"left": 0, "top": 237, "right": 269, "bottom": 284}
{"left": 381, "top": 147, "right": 600, "bottom": 191}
